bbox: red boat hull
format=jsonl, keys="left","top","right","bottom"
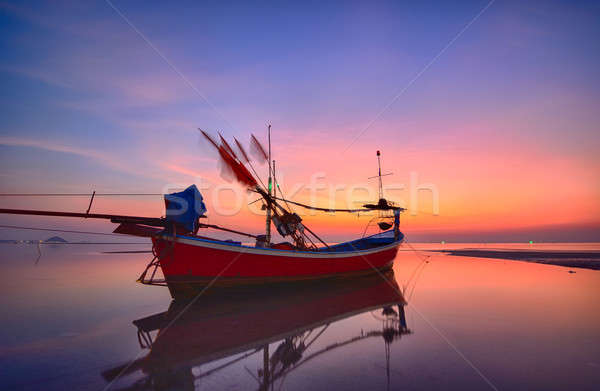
{"left": 152, "top": 235, "right": 401, "bottom": 298}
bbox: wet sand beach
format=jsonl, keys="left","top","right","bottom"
{"left": 435, "top": 248, "right": 600, "bottom": 270}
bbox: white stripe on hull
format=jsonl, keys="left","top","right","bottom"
{"left": 159, "top": 235, "right": 402, "bottom": 259}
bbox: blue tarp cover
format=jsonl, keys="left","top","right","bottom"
{"left": 164, "top": 185, "right": 206, "bottom": 232}
{"left": 320, "top": 230, "right": 404, "bottom": 252}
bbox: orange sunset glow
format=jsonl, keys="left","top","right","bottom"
{"left": 0, "top": 0, "right": 598, "bottom": 244}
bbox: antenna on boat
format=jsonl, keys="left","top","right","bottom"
{"left": 368, "top": 150, "right": 393, "bottom": 203}
{"left": 376, "top": 150, "right": 383, "bottom": 200}
{"left": 265, "top": 124, "right": 272, "bottom": 245}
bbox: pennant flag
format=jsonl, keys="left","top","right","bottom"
{"left": 250, "top": 134, "right": 268, "bottom": 164}
{"left": 199, "top": 129, "right": 257, "bottom": 188}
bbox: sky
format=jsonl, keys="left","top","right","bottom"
{"left": 0, "top": 0, "right": 599, "bottom": 242}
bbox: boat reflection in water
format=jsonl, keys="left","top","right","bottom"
{"left": 103, "top": 271, "right": 411, "bottom": 390}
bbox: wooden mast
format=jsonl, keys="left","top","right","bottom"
{"left": 265, "top": 124, "right": 272, "bottom": 245}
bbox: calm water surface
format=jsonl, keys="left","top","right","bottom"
{"left": 1, "top": 243, "right": 599, "bottom": 390}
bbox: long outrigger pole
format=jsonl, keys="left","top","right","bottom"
{"left": 0, "top": 208, "right": 164, "bottom": 226}
{"left": 0, "top": 208, "right": 258, "bottom": 238}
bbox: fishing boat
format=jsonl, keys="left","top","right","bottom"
{"left": 0, "top": 127, "right": 405, "bottom": 298}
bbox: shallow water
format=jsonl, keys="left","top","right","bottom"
{"left": 0, "top": 243, "right": 599, "bottom": 390}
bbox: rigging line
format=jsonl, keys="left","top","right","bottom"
{"left": 401, "top": 257, "right": 426, "bottom": 294}
{"left": 193, "top": 349, "right": 261, "bottom": 379}
{"left": 276, "top": 184, "right": 292, "bottom": 211}
{"left": 273, "top": 175, "right": 293, "bottom": 213}
{"left": 243, "top": 366, "right": 261, "bottom": 385}
{"left": 243, "top": 154, "right": 268, "bottom": 192}
{"left": 301, "top": 223, "right": 329, "bottom": 249}
{"left": 268, "top": 195, "right": 371, "bottom": 213}
{"left": 361, "top": 216, "right": 380, "bottom": 238}
{"left": 407, "top": 260, "right": 428, "bottom": 302}
{"left": 0, "top": 224, "right": 126, "bottom": 237}
{"left": 404, "top": 239, "right": 430, "bottom": 262}
{"left": 400, "top": 239, "right": 428, "bottom": 281}
{"left": 302, "top": 324, "right": 330, "bottom": 352}
{"left": 35, "top": 241, "right": 42, "bottom": 265}
{"left": 403, "top": 256, "right": 428, "bottom": 299}
{"left": 248, "top": 197, "right": 263, "bottom": 206}
{"left": 250, "top": 165, "right": 268, "bottom": 192}
{"left": 0, "top": 193, "right": 162, "bottom": 196}
{"left": 403, "top": 239, "right": 431, "bottom": 301}
{"left": 351, "top": 203, "right": 437, "bottom": 217}
{"left": 302, "top": 328, "right": 315, "bottom": 342}
{"left": 350, "top": 201, "right": 437, "bottom": 217}
{"left": 401, "top": 239, "right": 430, "bottom": 298}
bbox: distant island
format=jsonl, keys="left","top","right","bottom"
{"left": 44, "top": 236, "right": 68, "bottom": 243}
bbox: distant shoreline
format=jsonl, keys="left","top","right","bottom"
{"left": 0, "top": 241, "right": 149, "bottom": 245}
{"left": 435, "top": 249, "right": 600, "bottom": 270}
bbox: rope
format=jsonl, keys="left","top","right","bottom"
{"left": 0, "top": 224, "right": 125, "bottom": 237}
{"left": 273, "top": 177, "right": 294, "bottom": 212}
{"left": 401, "top": 238, "right": 430, "bottom": 301}
{"left": 406, "top": 258, "right": 428, "bottom": 301}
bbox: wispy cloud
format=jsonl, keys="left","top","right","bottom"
{"left": 163, "top": 163, "right": 203, "bottom": 178}
{"left": 0, "top": 136, "right": 227, "bottom": 185}
{"left": 0, "top": 136, "right": 162, "bottom": 180}
{"left": 0, "top": 136, "right": 112, "bottom": 161}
